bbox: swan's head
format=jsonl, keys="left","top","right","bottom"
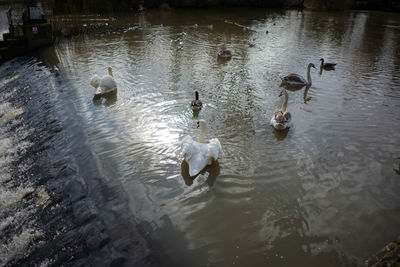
{"left": 108, "top": 67, "right": 113, "bottom": 76}
{"left": 309, "top": 63, "right": 316, "bottom": 69}
{"left": 279, "top": 89, "right": 288, "bottom": 98}
{"left": 197, "top": 119, "right": 207, "bottom": 129}
{"left": 320, "top": 58, "right": 324, "bottom": 62}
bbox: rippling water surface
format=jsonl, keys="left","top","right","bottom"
{"left": 5, "top": 7, "right": 400, "bottom": 266}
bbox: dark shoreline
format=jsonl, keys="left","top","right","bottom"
{"left": 1, "top": 0, "right": 399, "bottom": 13}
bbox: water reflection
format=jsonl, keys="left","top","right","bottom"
{"left": 319, "top": 65, "right": 335, "bottom": 75}
{"left": 281, "top": 82, "right": 307, "bottom": 91}
{"left": 191, "top": 108, "right": 201, "bottom": 118}
{"left": 303, "top": 85, "right": 312, "bottom": 103}
{"left": 272, "top": 127, "right": 290, "bottom": 141}
{"left": 180, "top": 160, "right": 220, "bottom": 186}
{"left": 35, "top": 7, "right": 400, "bottom": 267}
{"left": 92, "top": 90, "right": 117, "bottom": 106}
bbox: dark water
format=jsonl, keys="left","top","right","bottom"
{"left": 1, "top": 7, "right": 400, "bottom": 266}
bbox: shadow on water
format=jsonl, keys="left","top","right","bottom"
{"left": 180, "top": 160, "right": 220, "bottom": 187}
{"left": 92, "top": 90, "right": 118, "bottom": 107}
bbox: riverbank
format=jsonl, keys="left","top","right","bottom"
{"left": 362, "top": 236, "right": 400, "bottom": 266}
{"left": 5, "top": 0, "right": 395, "bottom": 13}
{"left": 0, "top": 55, "right": 159, "bottom": 266}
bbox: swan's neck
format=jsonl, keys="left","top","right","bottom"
{"left": 108, "top": 68, "right": 113, "bottom": 77}
{"left": 307, "top": 65, "right": 312, "bottom": 84}
{"left": 198, "top": 125, "right": 207, "bottom": 143}
{"left": 281, "top": 92, "right": 288, "bottom": 112}
{"left": 320, "top": 59, "right": 324, "bottom": 66}
{"left": 195, "top": 91, "right": 199, "bottom": 100}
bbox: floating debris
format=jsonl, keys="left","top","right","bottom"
{"left": 208, "top": 24, "right": 213, "bottom": 29}
{"left": 36, "top": 187, "right": 51, "bottom": 207}
{"left": 0, "top": 74, "right": 21, "bottom": 88}
{"left": 0, "top": 107, "right": 24, "bottom": 127}
{"left": 123, "top": 26, "right": 139, "bottom": 33}
{"left": 0, "top": 186, "right": 35, "bottom": 210}
{"left": 193, "top": 24, "right": 198, "bottom": 28}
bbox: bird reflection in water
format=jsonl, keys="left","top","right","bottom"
{"left": 272, "top": 127, "right": 289, "bottom": 141}
{"left": 303, "top": 85, "right": 312, "bottom": 103}
{"left": 192, "top": 108, "right": 201, "bottom": 118}
{"left": 92, "top": 90, "right": 117, "bottom": 106}
{"left": 394, "top": 158, "right": 400, "bottom": 175}
{"left": 280, "top": 82, "right": 305, "bottom": 92}
{"left": 280, "top": 82, "right": 312, "bottom": 104}
{"left": 181, "top": 160, "right": 220, "bottom": 187}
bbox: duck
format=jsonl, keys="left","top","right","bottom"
{"left": 270, "top": 89, "right": 291, "bottom": 130}
{"left": 281, "top": 63, "right": 316, "bottom": 86}
{"left": 320, "top": 58, "right": 336, "bottom": 69}
{"left": 217, "top": 43, "right": 232, "bottom": 60}
{"left": 90, "top": 67, "right": 117, "bottom": 95}
{"left": 181, "top": 120, "right": 222, "bottom": 177}
{"left": 190, "top": 91, "right": 202, "bottom": 110}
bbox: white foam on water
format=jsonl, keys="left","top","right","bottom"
{"left": 36, "top": 187, "right": 51, "bottom": 207}
{"left": 0, "top": 74, "right": 20, "bottom": 88}
{"left": 0, "top": 100, "right": 41, "bottom": 265}
{"left": 0, "top": 228, "right": 43, "bottom": 265}
{"left": 0, "top": 107, "right": 24, "bottom": 128}
{"left": 0, "top": 186, "right": 35, "bottom": 211}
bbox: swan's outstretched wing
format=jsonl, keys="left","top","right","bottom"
{"left": 281, "top": 74, "right": 306, "bottom": 84}
{"left": 187, "top": 150, "right": 208, "bottom": 177}
{"left": 207, "top": 138, "right": 222, "bottom": 163}
{"left": 181, "top": 135, "right": 194, "bottom": 159}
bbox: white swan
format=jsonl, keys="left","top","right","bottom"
{"left": 181, "top": 120, "right": 222, "bottom": 177}
{"left": 281, "top": 63, "right": 316, "bottom": 86}
{"left": 270, "top": 89, "right": 291, "bottom": 130}
{"left": 90, "top": 67, "right": 117, "bottom": 95}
